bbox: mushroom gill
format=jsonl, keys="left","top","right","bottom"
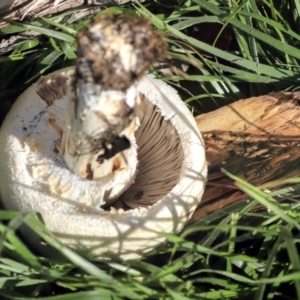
{"left": 117, "top": 94, "right": 184, "bottom": 209}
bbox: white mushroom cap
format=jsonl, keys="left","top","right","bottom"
{"left": 0, "top": 67, "right": 207, "bottom": 259}
{"left": 0, "top": 13, "right": 207, "bottom": 259}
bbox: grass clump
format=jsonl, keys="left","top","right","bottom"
{"left": 0, "top": 0, "right": 300, "bottom": 299}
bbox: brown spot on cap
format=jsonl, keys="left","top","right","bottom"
{"left": 36, "top": 75, "right": 68, "bottom": 106}
{"left": 48, "top": 117, "right": 63, "bottom": 137}
{"left": 112, "top": 157, "right": 123, "bottom": 172}
{"left": 85, "top": 163, "right": 94, "bottom": 180}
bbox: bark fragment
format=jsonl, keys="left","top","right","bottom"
{"left": 190, "top": 91, "right": 300, "bottom": 223}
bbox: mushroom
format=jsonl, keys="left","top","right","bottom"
{"left": 0, "top": 14, "right": 207, "bottom": 259}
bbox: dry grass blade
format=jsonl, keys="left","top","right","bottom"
{"left": 0, "top": 0, "right": 134, "bottom": 28}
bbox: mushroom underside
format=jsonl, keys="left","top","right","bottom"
{"left": 114, "top": 93, "right": 184, "bottom": 209}
{"left": 32, "top": 72, "right": 185, "bottom": 210}
{"left": 35, "top": 74, "right": 185, "bottom": 210}
{"left": 0, "top": 69, "right": 206, "bottom": 259}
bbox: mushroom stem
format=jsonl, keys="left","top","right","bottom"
{"left": 59, "top": 14, "right": 167, "bottom": 204}
{"left": 61, "top": 81, "right": 139, "bottom": 179}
